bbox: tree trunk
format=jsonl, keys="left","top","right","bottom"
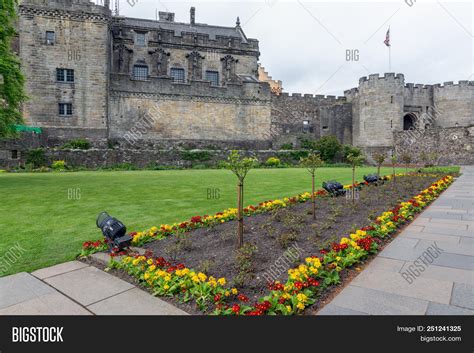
{"left": 377, "top": 165, "right": 381, "bottom": 179}
{"left": 311, "top": 173, "right": 316, "bottom": 220}
{"left": 237, "top": 181, "right": 244, "bottom": 248}
{"left": 352, "top": 166, "right": 355, "bottom": 203}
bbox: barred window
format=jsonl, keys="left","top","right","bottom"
{"left": 46, "top": 31, "right": 55, "bottom": 45}
{"left": 57, "top": 68, "right": 74, "bottom": 83}
{"left": 170, "top": 68, "right": 185, "bottom": 83}
{"left": 59, "top": 103, "right": 73, "bottom": 116}
{"left": 205, "top": 70, "right": 219, "bottom": 86}
{"left": 136, "top": 33, "right": 146, "bottom": 47}
{"left": 303, "top": 120, "right": 310, "bottom": 133}
{"left": 133, "top": 65, "right": 149, "bottom": 81}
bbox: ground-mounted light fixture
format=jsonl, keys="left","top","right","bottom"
{"left": 322, "top": 180, "right": 345, "bottom": 196}
{"left": 96, "top": 212, "right": 132, "bottom": 252}
{"left": 364, "top": 174, "right": 379, "bottom": 184}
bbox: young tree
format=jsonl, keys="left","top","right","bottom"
{"left": 224, "top": 150, "right": 257, "bottom": 248}
{"left": 390, "top": 154, "right": 397, "bottom": 188}
{"left": 400, "top": 153, "right": 412, "bottom": 173}
{"left": 300, "top": 152, "right": 324, "bottom": 220}
{"left": 373, "top": 153, "right": 386, "bottom": 179}
{"left": 0, "top": 0, "right": 27, "bottom": 137}
{"left": 346, "top": 153, "right": 365, "bottom": 203}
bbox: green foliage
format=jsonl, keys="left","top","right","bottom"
{"left": 51, "top": 160, "right": 66, "bottom": 171}
{"left": 181, "top": 150, "right": 212, "bottom": 162}
{"left": 61, "top": 138, "right": 90, "bottom": 150}
{"left": 342, "top": 145, "right": 362, "bottom": 160}
{"left": 373, "top": 153, "right": 386, "bottom": 166}
{"left": 280, "top": 143, "right": 294, "bottom": 150}
{"left": 346, "top": 153, "right": 365, "bottom": 168}
{"left": 25, "top": 148, "right": 46, "bottom": 168}
{"left": 223, "top": 150, "right": 257, "bottom": 182}
{"left": 299, "top": 138, "right": 317, "bottom": 150}
{"left": 300, "top": 152, "right": 324, "bottom": 175}
{"left": 418, "top": 166, "right": 460, "bottom": 175}
{"left": 265, "top": 157, "right": 281, "bottom": 167}
{"left": 313, "top": 136, "right": 342, "bottom": 163}
{"left": 0, "top": 0, "right": 27, "bottom": 137}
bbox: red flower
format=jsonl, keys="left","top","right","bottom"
{"left": 294, "top": 281, "right": 303, "bottom": 290}
{"left": 214, "top": 294, "right": 221, "bottom": 302}
{"left": 238, "top": 294, "right": 249, "bottom": 303}
{"left": 190, "top": 216, "right": 203, "bottom": 224}
{"left": 232, "top": 304, "right": 241, "bottom": 314}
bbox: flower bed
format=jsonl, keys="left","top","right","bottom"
{"left": 105, "top": 174, "right": 453, "bottom": 315}
{"left": 81, "top": 174, "right": 404, "bottom": 256}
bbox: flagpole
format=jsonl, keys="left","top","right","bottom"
{"left": 389, "top": 45, "right": 391, "bottom": 72}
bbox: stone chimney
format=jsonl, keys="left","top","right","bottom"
{"left": 190, "top": 7, "right": 195, "bottom": 25}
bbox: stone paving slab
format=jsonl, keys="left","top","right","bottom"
{"left": 415, "top": 239, "right": 473, "bottom": 257}
{"left": 0, "top": 272, "right": 54, "bottom": 309}
{"left": 400, "top": 263, "right": 474, "bottom": 286}
{"left": 44, "top": 266, "right": 135, "bottom": 306}
{"left": 349, "top": 269, "right": 453, "bottom": 304}
{"left": 402, "top": 231, "right": 461, "bottom": 244}
{"left": 426, "top": 302, "right": 474, "bottom": 315}
{"left": 0, "top": 292, "right": 91, "bottom": 315}
{"left": 31, "top": 261, "right": 89, "bottom": 280}
{"left": 450, "top": 283, "right": 474, "bottom": 310}
{"left": 325, "top": 285, "right": 429, "bottom": 315}
{"left": 0, "top": 273, "right": 90, "bottom": 315}
{"left": 317, "top": 303, "right": 368, "bottom": 315}
{"left": 87, "top": 288, "right": 188, "bottom": 315}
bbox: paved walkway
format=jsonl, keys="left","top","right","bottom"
{"left": 318, "top": 166, "right": 474, "bottom": 315}
{"left": 0, "top": 260, "right": 187, "bottom": 315}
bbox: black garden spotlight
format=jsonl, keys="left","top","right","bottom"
{"left": 363, "top": 174, "right": 379, "bottom": 184}
{"left": 322, "top": 180, "right": 345, "bottom": 197}
{"left": 96, "top": 212, "right": 132, "bottom": 252}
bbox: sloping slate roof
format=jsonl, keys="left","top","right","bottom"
{"left": 120, "top": 17, "right": 244, "bottom": 41}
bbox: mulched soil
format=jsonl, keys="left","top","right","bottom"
{"left": 142, "top": 175, "right": 439, "bottom": 303}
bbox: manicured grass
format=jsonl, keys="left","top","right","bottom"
{"left": 0, "top": 167, "right": 409, "bottom": 276}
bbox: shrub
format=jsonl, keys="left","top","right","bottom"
{"left": 314, "top": 136, "right": 341, "bottom": 163}
{"left": 342, "top": 145, "right": 362, "bottom": 161}
{"left": 280, "top": 143, "right": 293, "bottom": 150}
{"left": 26, "top": 148, "right": 46, "bottom": 168}
{"left": 62, "top": 138, "right": 90, "bottom": 150}
{"left": 265, "top": 157, "right": 281, "bottom": 167}
{"left": 181, "top": 150, "right": 212, "bottom": 162}
{"left": 51, "top": 160, "right": 67, "bottom": 171}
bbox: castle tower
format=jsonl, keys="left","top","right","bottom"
{"left": 348, "top": 73, "right": 405, "bottom": 156}
{"left": 18, "top": 0, "right": 111, "bottom": 143}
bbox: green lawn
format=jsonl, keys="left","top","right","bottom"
{"left": 0, "top": 167, "right": 409, "bottom": 276}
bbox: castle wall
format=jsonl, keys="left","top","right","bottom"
{"left": 18, "top": 0, "right": 110, "bottom": 140}
{"left": 433, "top": 82, "right": 474, "bottom": 128}
{"left": 269, "top": 93, "right": 350, "bottom": 148}
{"left": 394, "top": 126, "right": 474, "bottom": 165}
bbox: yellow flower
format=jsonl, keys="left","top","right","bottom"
{"left": 144, "top": 272, "right": 150, "bottom": 280}
{"left": 231, "top": 288, "right": 238, "bottom": 295}
{"left": 296, "top": 302, "right": 305, "bottom": 310}
{"left": 164, "top": 275, "right": 171, "bottom": 282}
{"left": 150, "top": 226, "right": 158, "bottom": 233}
{"left": 198, "top": 272, "right": 207, "bottom": 282}
{"left": 286, "top": 305, "right": 292, "bottom": 313}
{"left": 336, "top": 256, "right": 341, "bottom": 261}
{"left": 132, "top": 259, "right": 140, "bottom": 266}
{"left": 164, "top": 284, "right": 170, "bottom": 290}
{"left": 148, "top": 265, "right": 156, "bottom": 272}
{"left": 225, "top": 291, "right": 230, "bottom": 297}
{"left": 296, "top": 293, "right": 307, "bottom": 303}
{"left": 147, "top": 259, "right": 154, "bottom": 265}
{"left": 217, "top": 278, "right": 226, "bottom": 286}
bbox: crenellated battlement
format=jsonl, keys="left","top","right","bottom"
{"left": 277, "top": 92, "right": 347, "bottom": 104}
{"left": 358, "top": 73, "right": 405, "bottom": 86}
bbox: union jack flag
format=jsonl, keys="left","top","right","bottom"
{"left": 384, "top": 27, "right": 391, "bottom": 47}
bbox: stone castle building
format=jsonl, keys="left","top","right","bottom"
{"left": 1, "top": 0, "right": 473, "bottom": 167}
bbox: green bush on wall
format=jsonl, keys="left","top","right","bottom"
{"left": 61, "top": 139, "right": 90, "bottom": 150}
{"left": 180, "top": 150, "right": 212, "bottom": 162}
{"left": 26, "top": 148, "right": 46, "bottom": 168}
{"left": 265, "top": 157, "right": 281, "bottom": 167}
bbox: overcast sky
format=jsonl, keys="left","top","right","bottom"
{"left": 111, "top": 0, "right": 473, "bottom": 95}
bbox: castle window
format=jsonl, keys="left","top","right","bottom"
{"left": 136, "top": 33, "right": 146, "bottom": 47}
{"left": 58, "top": 103, "right": 73, "bottom": 116}
{"left": 205, "top": 70, "right": 219, "bottom": 86}
{"left": 46, "top": 31, "right": 55, "bottom": 45}
{"left": 133, "top": 65, "right": 149, "bottom": 81}
{"left": 303, "top": 120, "right": 310, "bottom": 133}
{"left": 170, "top": 68, "right": 185, "bottom": 83}
{"left": 390, "top": 96, "right": 393, "bottom": 104}
{"left": 11, "top": 150, "right": 18, "bottom": 159}
{"left": 57, "top": 68, "right": 74, "bottom": 83}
